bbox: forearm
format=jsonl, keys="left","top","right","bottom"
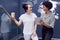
{"left": 14, "top": 19, "right": 20, "bottom": 26}
{"left": 34, "top": 22, "right": 37, "bottom": 32}
{"left": 43, "top": 22, "right": 52, "bottom": 28}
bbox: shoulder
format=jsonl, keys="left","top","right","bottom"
{"left": 20, "top": 14, "right": 25, "bottom": 17}
{"left": 50, "top": 13, "right": 55, "bottom": 20}
{"left": 31, "top": 12, "right": 37, "bottom": 17}
{"left": 32, "top": 12, "right": 36, "bottom": 15}
{"left": 51, "top": 13, "right": 55, "bottom": 18}
{"left": 19, "top": 14, "right": 25, "bottom": 20}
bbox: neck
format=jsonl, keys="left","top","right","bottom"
{"left": 45, "top": 10, "right": 50, "bottom": 15}
{"left": 26, "top": 11, "right": 31, "bottom": 15}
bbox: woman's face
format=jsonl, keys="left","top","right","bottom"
{"left": 27, "top": 5, "right": 32, "bottom": 12}
{"left": 43, "top": 5, "right": 49, "bottom": 12}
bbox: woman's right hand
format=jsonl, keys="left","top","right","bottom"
{"left": 11, "top": 12, "right": 15, "bottom": 20}
{"left": 39, "top": 19, "right": 44, "bottom": 25}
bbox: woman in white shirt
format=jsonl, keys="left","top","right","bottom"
{"left": 11, "top": 4, "right": 38, "bottom": 40}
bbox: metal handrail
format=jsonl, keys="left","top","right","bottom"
{"left": 0, "top": 5, "right": 10, "bottom": 18}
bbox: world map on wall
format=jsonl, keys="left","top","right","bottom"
{"left": 24, "top": 0, "right": 60, "bottom": 20}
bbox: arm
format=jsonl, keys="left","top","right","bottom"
{"left": 11, "top": 12, "right": 23, "bottom": 26}
{"left": 40, "top": 20, "right": 53, "bottom": 28}
{"left": 13, "top": 18, "right": 22, "bottom": 26}
{"left": 34, "top": 20, "right": 37, "bottom": 33}
{"left": 42, "top": 21, "right": 52, "bottom": 28}
{"left": 40, "top": 15, "right": 55, "bottom": 28}
{"left": 33, "top": 14, "right": 37, "bottom": 32}
{"left": 32, "top": 18, "right": 37, "bottom": 36}
{"left": 32, "top": 13, "right": 37, "bottom": 36}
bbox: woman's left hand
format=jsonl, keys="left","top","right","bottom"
{"left": 32, "top": 31, "right": 36, "bottom": 37}
{"left": 39, "top": 19, "right": 44, "bottom": 25}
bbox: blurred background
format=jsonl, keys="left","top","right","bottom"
{"left": 0, "top": 0, "right": 60, "bottom": 40}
